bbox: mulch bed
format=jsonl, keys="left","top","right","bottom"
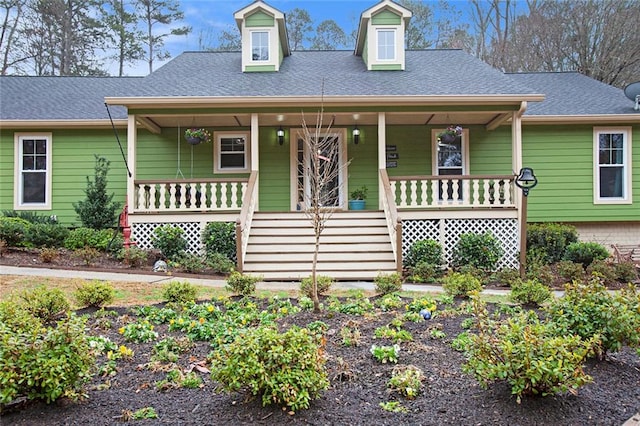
{"left": 1, "top": 295, "right": 639, "bottom": 426}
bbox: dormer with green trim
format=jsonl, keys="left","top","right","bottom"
{"left": 354, "top": 0, "right": 412, "bottom": 71}
{"left": 234, "top": 1, "right": 291, "bottom": 72}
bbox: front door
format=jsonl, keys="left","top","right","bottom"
{"left": 433, "top": 128, "right": 468, "bottom": 201}
{"left": 291, "top": 130, "right": 346, "bottom": 211}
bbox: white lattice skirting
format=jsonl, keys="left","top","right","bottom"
{"left": 402, "top": 218, "right": 519, "bottom": 270}
{"left": 132, "top": 222, "right": 206, "bottom": 255}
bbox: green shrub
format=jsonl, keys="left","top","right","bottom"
{"left": 152, "top": 225, "right": 187, "bottom": 261}
{"left": 404, "top": 239, "right": 442, "bottom": 268}
{"left": 73, "top": 155, "right": 120, "bottom": 230}
{"left": 64, "top": 227, "right": 114, "bottom": 251}
{"left": 1, "top": 210, "right": 57, "bottom": 224}
{"left": 452, "top": 232, "right": 503, "bottom": 272}
{"left": 490, "top": 268, "right": 520, "bottom": 287}
{"left": 563, "top": 242, "right": 609, "bottom": 268}
{"left": 586, "top": 260, "right": 617, "bottom": 285}
{"left": 300, "top": 275, "right": 333, "bottom": 298}
{"left": 556, "top": 260, "right": 586, "bottom": 281}
{"left": 614, "top": 261, "right": 638, "bottom": 283}
{"left": 463, "top": 295, "right": 595, "bottom": 403}
{"left": 225, "top": 271, "right": 261, "bottom": 296}
{"left": 175, "top": 252, "right": 207, "bottom": 273}
{"left": 24, "top": 223, "right": 69, "bottom": 248}
{"left": 39, "top": 247, "right": 59, "bottom": 263}
{"left": 162, "top": 281, "right": 198, "bottom": 304}
{"left": 407, "top": 261, "right": 441, "bottom": 283}
{"left": 210, "top": 325, "right": 329, "bottom": 412}
{"left": 0, "top": 217, "right": 30, "bottom": 247}
{"left": 374, "top": 272, "right": 402, "bottom": 295}
{"left": 117, "top": 246, "right": 148, "bottom": 268}
{"left": 19, "top": 286, "right": 70, "bottom": 323}
{"left": 0, "top": 309, "right": 94, "bottom": 404}
{"left": 202, "top": 221, "right": 236, "bottom": 261}
{"left": 74, "top": 247, "right": 101, "bottom": 266}
{"left": 526, "top": 223, "right": 578, "bottom": 264}
{"left": 206, "top": 252, "right": 235, "bottom": 274}
{"left": 370, "top": 343, "right": 400, "bottom": 363}
{"left": 525, "top": 263, "right": 555, "bottom": 286}
{"left": 546, "top": 279, "right": 640, "bottom": 356}
{"left": 388, "top": 365, "right": 424, "bottom": 399}
{"left": 509, "top": 278, "right": 552, "bottom": 307}
{"left": 442, "top": 271, "right": 482, "bottom": 298}
{"left": 74, "top": 280, "right": 115, "bottom": 308}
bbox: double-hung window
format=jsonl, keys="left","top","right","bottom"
{"left": 214, "top": 132, "right": 250, "bottom": 173}
{"left": 377, "top": 29, "right": 396, "bottom": 61}
{"left": 15, "top": 133, "right": 52, "bottom": 209}
{"left": 251, "top": 31, "right": 269, "bottom": 61}
{"left": 594, "top": 127, "right": 632, "bottom": 204}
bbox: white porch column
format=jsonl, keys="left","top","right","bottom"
{"left": 378, "top": 112, "right": 386, "bottom": 209}
{"left": 127, "top": 114, "right": 137, "bottom": 214}
{"left": 251, "top": 113, "right": 259, "bottom": 210}
{"left": 512, "top": 103, "right": 526, "bottom": 239}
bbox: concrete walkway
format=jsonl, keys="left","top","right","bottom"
{"left": 0, "top": 264, "right": 517, "bottom": 295}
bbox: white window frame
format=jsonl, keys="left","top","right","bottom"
{"left": 593, "top": 127, "right": 632, "bottom": 205}
{"left": 250, "top": 30, "right": 270, "bottom": 62}
{"left": 376, "top": 28, "right": 396, "bottom": 61}
{"left": 14, "top": 132, "right": 52, "bottom": 210}
{"left": 214, "top": 131, "right": 251, "bottom": 173}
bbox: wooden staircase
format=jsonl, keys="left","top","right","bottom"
{"left": 241, "top": 211, "right": 398, "bottom": 280}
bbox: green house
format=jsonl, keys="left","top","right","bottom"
{"left": 1, "top": 0, "right": 638, "bottom": 280}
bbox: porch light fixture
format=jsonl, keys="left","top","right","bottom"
{"left": 352, "top": 125, "right": 360, "bottom": 144}
{"left": 277, "top": 126, "right": 285, "bottom": 145}
{"left": 515, "top": 167, "right": 538, "bottom": 278}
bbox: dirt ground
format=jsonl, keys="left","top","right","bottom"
{"left": 1, "top": 294, "right": 639, "bottom": 426}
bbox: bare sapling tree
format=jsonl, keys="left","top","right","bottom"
{"left": 298, "top": 108, "right": 350, "bottom": 313}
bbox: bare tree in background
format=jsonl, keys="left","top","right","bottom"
{"left": 298, "top": 106, "right": 350, "bottom": 313}
{"left": 0, "top": 0, "right": 27, "bottom": 74}
{"left": 103, "top": 0, "right": 144, "bottom": 76}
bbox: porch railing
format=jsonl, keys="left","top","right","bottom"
{"left": 389, "top": 174, "right": 516, "bottom": 209}
{"left": 235, "top": 171, "right": 258, "bottom": 272}
{"left": 380, "top": 169, "right": 403, "bottom": 273}
{"left": 133, "top": 178, "right": 248, "bottom": 213}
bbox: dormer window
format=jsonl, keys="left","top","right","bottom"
{"left": 377, "top": 29, "right": 396, "bottom": 61}
{"left": 251, "top": 31, "right": 269, "bottom": 61}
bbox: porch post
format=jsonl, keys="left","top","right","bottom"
{"left": 378, "top": 112, "right": 386, "bottom": 209}
{"left": 251, "top": 113, "right": 259, "bottom": 210}
{"left": 512, "top": 103, "right": 526, "bottom": 268}
{"left": 127, "top": 114, "right": 137, "bottom": 215}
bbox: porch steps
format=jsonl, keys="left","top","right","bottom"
{"left": 242, "top": 211, "right": 397, "bottom": 281}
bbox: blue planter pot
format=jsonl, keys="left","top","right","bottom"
{"left": 348, "top": 200, "right": 366, "bottom": 210}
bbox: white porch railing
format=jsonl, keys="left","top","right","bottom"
{"left": 389, "top": 175, "right": 516, "bottom": 209}
{"left": 133, "top": 178, "right": 248, "bottom": 213}
{"left": 235, "top": 171, "right": 258, "bottom": 272}
{"left": 380, "top": 169, "right": 403, "bottom": 273}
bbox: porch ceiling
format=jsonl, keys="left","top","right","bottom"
{"left": 138, "top": 111, "right": 508, "bottom": 129}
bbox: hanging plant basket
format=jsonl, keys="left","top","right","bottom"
{"left": 186, "top": 136, "right": 203, "bottom": 145}
{"left": 184, "top": 128, "right": 212, "bottom": 145}
{"left": 437, "top": 125, "right": 463, "bottom": 144}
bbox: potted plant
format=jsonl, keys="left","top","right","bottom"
{"left": 348, "top": 186, "right": 368, "bottom": 210}
{"left": 184, "top": 128, "right": 212, "bottom": 145}
{"left": 437, "top": 125, "right": 463, "bottom": 144}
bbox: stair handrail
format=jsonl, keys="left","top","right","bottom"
{"left": 235, "top": 171, "right": 258, "bottom": 273}
{"left": 380, "top": 168, "right": 403, "bottom": 273}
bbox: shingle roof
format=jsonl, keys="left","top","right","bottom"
{"left": 0, "top": 76, "right": 141, "bottom": 120}
{"left": 509, "top": 72, "right": 637, "bottom": 116}
{"left": 136, "top": 49, "right": 537, "bottom": 97}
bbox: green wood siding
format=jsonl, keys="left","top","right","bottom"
{"left": 258, "top": 127, "right": 290, "bottom": 210}
{"left": 347, "top": 126, "right": 379, "bottom": 209}
{"left": 469, "top": 126, "right": 512, "bottom": 174}
{"left": 245, "top": 65, "right": 276, "bottom": 72}
{"left": 522, "top": 124, "right": 640, "bottom": 223}
{"left": 245, "top": 10, "right": 274, "bottom": 27}
{"left": 371, "top": 64, "right": 402, "bottom": 71}
{"left": 0, "top": 128, "right": 128, "bottom": 226}
{"left": 372, "top": 10, "right": 401, "bottom": 25}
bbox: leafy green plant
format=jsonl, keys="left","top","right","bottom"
{"left": 340, "top": 323, "right": 361, "bottom": 347}
{"left": 300, "top": 275, "right": 333, "bottom": 298}
{"left": 350, "top": 185, "right": 368, "bottom": 200}
{"left": 442, "top": 271, "right": 482, "bottom": 298}
{"left": 463, "top": 294, "right": 596, "bottom": 403}
{"left": 210, "top": 325, "right": 329, "bottom": 412}
{"left": 162, "top": 281, "right": 198, "bottom": 304}
{"left": 614, "top": 261, "right": 638, "bottom": 283}
{"left": 526, "top": 223, "right": 578, "bottom": 264}
{"left": 73, "top": 155, "right": 120, "bottom": 230}
{"left": 404, "top": 239, "right": 442, "bottom": 268}
{"left": 24, "top": 223, "right": 69, "bottom": 248}
{"left": 74, "top": 280, "right": 115, "bottom": 308}
{"left": 490, "top": 268, "right": 520, "bottom": 287}
{"left": 206, "top": 252, "right": 235, "bottom": 274}
{"left": 74, "top": 247, "right": 101, "bottom": 266}
{"left": 374, "top": 272, "right": 402, "bottom": 295}
{"left": 450, "top": 332, "right": 472, "bottom": 352}
{"left": 586, "top": 260, "right": 617, "bottom": 285}
{"left": 202, "top": 221, "right": 236, "bottom": 261}
{"left": 452, "top": 232, "right": 504, "bottom": 272}
{"left": 131, "top": 407, "right": 157, "bottom": 420}
{"left": 405, "top": 296, "right": 437, "bottom": 314}
{"left": 1, "top": 210, "right": 57, "bottom": 224}
{"left": 376, "top": 293, "right": 404, "bottom": 311}
{"left": 151, "top": 337, "right": 193, "bottom": 363}
{"left": 374, "top": 325, "right": 413, "bottom": 343}
{"left": 327, "top": 292, "right": 374, "bottom": 316}
{"left": 174, "top": 252, "right": 207, "bottom": 273}
{"left": 407, "top": 261, "right": 442, "bottom": 283}
{"left": 225, "top": 271, "right": 261, "bottom": 296}
{"left": 19, "top": 286, "right": 70, "bottom": 323}
{"left": 119, "top": 320, "right": 158, "bottom": 343}
{"left": 556, "top": 260, "right": 586, "bottom": 281}
{"left": 388, "top": 365, "right": 424, "bottom": 399}
{"left": 39, "top": 247, "right": 59, "bottom": 263}
{"left": 152, "top": 225, "right": 187, "bottom": 261}
{"left": 429, "top": 328, "right": 446, "bottom": 339}
{"left": 64, "top": 227, "right": 115, "bottom": 251}
{"left": 117, "top": 246, "right": 148, "bottom": 268}
{"left": 563, "top": 242, "right": 609, "bottom": 268}
{"left": 508, "top": 278, "right": 552, "bottom": 307}
{"left": 370, "top": 344, "right": 400, "bottom": 364}
{"left": 379, "top": 401, "right": 408, "bottom": 413}
{"left": 0, "top": 216, "right": 30, "bottom": 246}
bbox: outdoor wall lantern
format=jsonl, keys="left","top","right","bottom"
{"left": 277, "top": 126, "right": 285, "bottom": 146}
{"left": 352, "top": 125, "right": 360, "bottom": 144}
{"left": 515, "top": 167, "right": 538, "bottom": 278}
